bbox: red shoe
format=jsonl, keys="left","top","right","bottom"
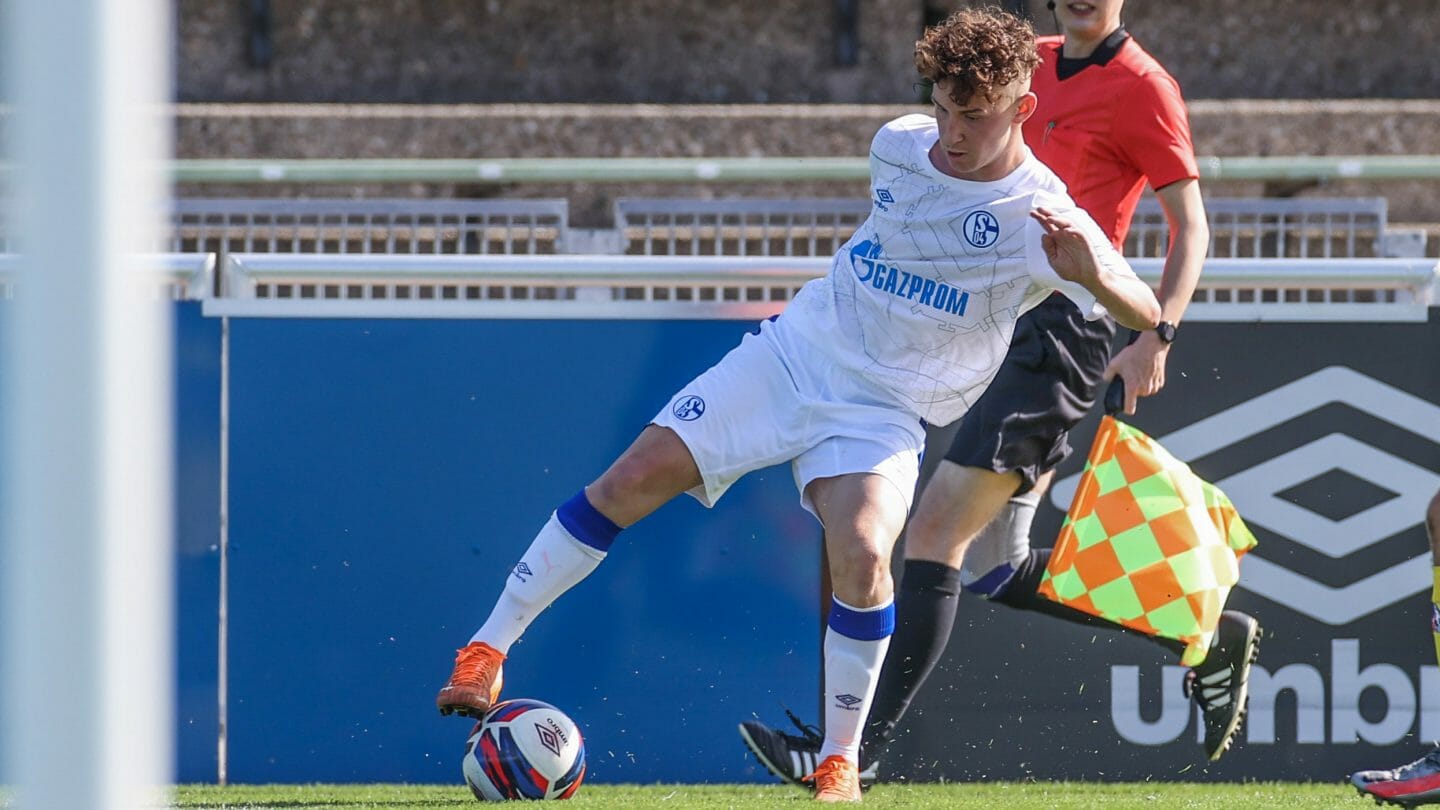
{"left": 436, "top": 641, "right": 505, "bottom": 717}
{"left": 1352, "top": 745, "right": 1440, "bottom": 807}
{"left": 805, "top": 755, "right": 862, "bottom": 803}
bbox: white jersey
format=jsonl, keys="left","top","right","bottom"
{"left": 775, "top": 113, "right": 1136, "bottom": 426}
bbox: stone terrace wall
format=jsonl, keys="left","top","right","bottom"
{"left": 175, "top": 100, "right": 1440, "bottom": 230}
{"left": 178, "top": 0, "right": 1440, "bottom": 103}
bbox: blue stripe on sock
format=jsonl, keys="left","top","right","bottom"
{"left": 555, "top": 489, "right": 622, "bottom": 553}
{"left": 963, "top": 563, "right": 1018, "bottom": 599}
{"left": 827, "top": 597, "right": 895, "bottom": 641}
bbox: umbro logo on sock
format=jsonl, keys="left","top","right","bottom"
{"left": 834, "top": 693, "right": 863, "bottom": 711}
{"left": 512, "top": 561, "right": 534, "bottom": 583}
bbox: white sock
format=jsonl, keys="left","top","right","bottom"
{"left": 817, "top": 597, "right": 894, "bottom": 764}
{"left": 471, "top": 512, "right": 607, "bottom": 653}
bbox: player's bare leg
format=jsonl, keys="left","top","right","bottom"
{"left": 738, "top": 462, "right": 1019, "bottom": 785}
{"left": 582, "top": 424, "right": 704, "bottom": 527}
{"left": 802, "top": 472, "right": 908, "bottom": 802}
{"left": 438, "top": 425, "right": 701, "bottom": 717}
{"left": 905, "top": 462, "right": 1026, "bottom": 568}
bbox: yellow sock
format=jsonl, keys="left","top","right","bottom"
{"left": 1431, "top": 567, "right": 1440, "bottom": 669}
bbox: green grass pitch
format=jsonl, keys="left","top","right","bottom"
{"left": 171, "top": 781, "right": 1368, "bottom": 809}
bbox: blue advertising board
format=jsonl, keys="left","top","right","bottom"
{"left": 887, "top": 315, "right": 1440, "bottom": 783}
{"left": 174, "top": 303, "right": 224, "bottom": 781}
{"left": 161, "top": 306, "right": 1440, "bottom": 783}
{"left": 220, "top": 318, "right": 820, "bottom": 784}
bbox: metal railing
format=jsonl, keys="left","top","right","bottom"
{"left": 615, "top": 196, "right": 1402, "bottom": 259}
{"left": 135, "top": 154, "right": 1440, "bottom": 185}
{"left": 0, "top": 196, "right": 1391, "bottom": 267}
{"left": 209, "top": 253, "right": 1440, "bottom": 323}
{"left": 1127, "top": 197, "right": 1391, "bottom": 259}
{"left": 169, "top": 198, "right": 569, "bottom": 257}
{"left": 0, "top": 253, "right": 215, "bottom": 301}
{"left": 616, "top": 198, "right": 871, "bottom": 257}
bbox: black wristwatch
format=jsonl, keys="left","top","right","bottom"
{"left": 1154, "top": 320, "right": 1177, "bottom": 344}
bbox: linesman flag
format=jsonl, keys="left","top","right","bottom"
{"left": 1038, "top": 414, "right": 1258, "bottom": 666}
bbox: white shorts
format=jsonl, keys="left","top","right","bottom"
{"left": 650, "top": 318, "right": 926, "bottom": 519}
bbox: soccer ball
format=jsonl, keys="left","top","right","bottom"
{"left": 462, "top": 698, "right": 587, "bottom": 801}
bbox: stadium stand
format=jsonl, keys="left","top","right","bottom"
{"left": 170, "top": 198, "right": 569, "bottom": 257}
{"left": 169, "top": 1, "right": 1440, "bottom": 239}
{"left": 147, "top": 195, "right": 1432, "bottom": 310}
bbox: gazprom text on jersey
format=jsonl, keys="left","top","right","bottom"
{"left": 851, "top": 240, "right": 970, "bottom": 317}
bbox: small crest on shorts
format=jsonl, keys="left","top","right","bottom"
{"left": 963, "top": 210, "right": 1000, "bottom": 248}
{"left": 672, "top": 394, "right": 706, "bottom": 421}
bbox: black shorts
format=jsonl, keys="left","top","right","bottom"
{"left": 943, "top": 294, "right": 1118, "bottom": 494}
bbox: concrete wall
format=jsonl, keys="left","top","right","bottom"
{"left": 174, "top": 100, "right": 1440, "bottom": 231}
{"left": 178, "top": 0, "right": 1440, "bottom": 103}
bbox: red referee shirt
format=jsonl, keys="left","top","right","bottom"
{"left": 1023, "top": 34, "right": 1200, "bottom": 248}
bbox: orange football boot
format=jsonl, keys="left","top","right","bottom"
{"left": 436, "top": 641, "right": 505, "bottom": 717}
{"left": 805, "top": 755, "right": 862, "bottom": 803}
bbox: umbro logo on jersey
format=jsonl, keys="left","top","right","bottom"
{"left": 672, "top": 395, "right": 706, "bottom": 421}
{"left": 875, "top": 188, "right": 895, "bottom": 210}
{"left": 963, "top": 210, "right": 1001, "bottom": 248}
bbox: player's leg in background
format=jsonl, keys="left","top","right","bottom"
{"left": 437, "top": 424, "right": 701, "bottom": 717}
{"left": 862, "top": 460, "right": 1022, "bottom": 761}
{"left": 803, "top": 471, "right": 909, "bottom": 801}
{"left": 732, "top": 458, "right": 1026, "bottom": 786}
{"left": 1347, "top": 487, "right": 1440, "bottom": 806}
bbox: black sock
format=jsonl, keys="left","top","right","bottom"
{"left": 992, "top": 548, "right": 1187, "bottom": 657}
{"left": 861, "top": 559, "right": 963, "bottom": 766}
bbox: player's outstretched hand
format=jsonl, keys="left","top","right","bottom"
{"left": 1031, "top": 206, "right": 1101, "bottom": 286}
{"left": 1030, "top": 205, "right": 1160, "bottom": 334}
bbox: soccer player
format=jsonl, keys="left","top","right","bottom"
{"left": 739, "top": 0, "right": 1261, "bottom": 785}
{"left": 1350, "top": 488, "right": 1440, "bottom": 807}
{"left": 436, "top": 7, "right": 1159, "bottom": 803}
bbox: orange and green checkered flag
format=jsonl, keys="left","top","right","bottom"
{"left": 1038, "top": 415, "right": 1257, "bottom": 666}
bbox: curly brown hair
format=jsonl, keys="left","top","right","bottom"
{"left": 915, "top": 6, "right": 1040, "bottom": 106}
